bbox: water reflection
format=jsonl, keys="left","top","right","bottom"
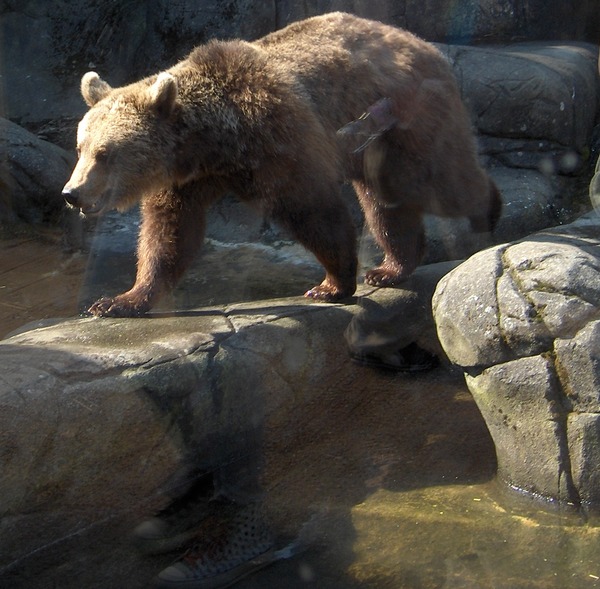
{"left": 350, "top": 480, "right": 600, "bottom": 589}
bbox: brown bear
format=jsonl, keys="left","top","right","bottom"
{"left": 62, "top": 11, "right": 501, "bottom": 317}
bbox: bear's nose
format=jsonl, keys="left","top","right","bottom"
{"left": 62, "top": 187, "right": 80, "bottom": 208}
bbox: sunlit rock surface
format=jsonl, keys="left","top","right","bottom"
{"left": 433, "top": 213, "right": 600, "bottom": 504}
{"left": 5, "top": 248, "right": 600, "bottom": 587}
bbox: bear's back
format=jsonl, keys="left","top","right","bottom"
{"left": 254, "top": 12, "right": 453, "bottom": 131}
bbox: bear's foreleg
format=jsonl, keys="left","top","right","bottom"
{"left": 88, "top": 186, "right": 208, "bottom": 317}
{"left": 354, "top": 181, "right": 426, "bottom": 286}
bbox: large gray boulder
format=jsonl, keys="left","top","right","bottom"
{"left": 450, "top": 42, "right": 599, "bottom": 170}
{"left": 459, "top": 43, "right": 597, "bottom": 148}
{"left": 433, "top": 212, "right": 600, "bottom": 504}
{"left": 0, "top": 118, "right": 74, "bottom": 223}
{"left": 0, "top": 298, "right": 345, "bottom": 587}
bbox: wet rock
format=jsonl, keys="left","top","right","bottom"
{"left": 0, "top": 118, "right": 75, "bottom": 224}
{"left": 432, "top": 212, "right": 600, "bottom": 504}
{"left": 568, "top": 412, "right": 600, "bottom": 505}
{"left": 464, "top": 355, "right": 570, "bottom": 501}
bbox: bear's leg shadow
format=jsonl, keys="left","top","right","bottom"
{"left": 353, "top": 180, "right": 426, "bottom": 287}
{"left": 88, "top": 184, "right": 210, "bottom": 317}
{"left": 267, "top": 189, "right": 358, "bottom": 302}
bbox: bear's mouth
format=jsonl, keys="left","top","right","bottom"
{"left": 67, "top": 200, "right": 106, "bottom": 217}
{"left": 82, "top": 201, "right": 105, "bottom": 216}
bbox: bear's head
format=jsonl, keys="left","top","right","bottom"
{"left": 62, "top": 71, "right": 179, "bottom": 215}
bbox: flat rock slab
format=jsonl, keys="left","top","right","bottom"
{"left": 0, "top": 272, "right": 455, "bottom": 586}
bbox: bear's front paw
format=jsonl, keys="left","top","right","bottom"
{"left": 87, "top": 296, "right": 150, "bottom": 318}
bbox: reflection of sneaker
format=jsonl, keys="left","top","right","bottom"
{"left": 133, "top": 476, "right": 214, "bottom": 555}
{"left": 350, "top": 342, "right": 438, "bottom": 373}
{"left": 154, "top": 501, "right": 275, "bottom": 589}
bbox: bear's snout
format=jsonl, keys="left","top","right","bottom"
{"left": 62, "top": 187, "right": 80, "bottom": 208}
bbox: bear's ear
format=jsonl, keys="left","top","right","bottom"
{"left": 148, "top": 72, "right": 178, "bottom": 118}
{"left": 81, "top": 72, "right": 112, "bottom": 107}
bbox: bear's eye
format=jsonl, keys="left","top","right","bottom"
{"left": 95, "top": 148, "right": 110, "bottom": 164}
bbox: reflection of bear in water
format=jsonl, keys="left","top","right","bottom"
{"left": 62, "top": 12, "right": 501, "bottom": 317}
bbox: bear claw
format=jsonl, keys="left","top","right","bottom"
{"left": 87, "top": 297, "right": 149, "bottom": 318}
{"left": 304, "top": 285, "right": 350, "bottom": 302}
{"left": 364, "top": 267, "right": 407, "bottom": 287}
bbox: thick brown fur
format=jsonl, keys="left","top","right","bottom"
{"left": 62, "top": 12, "right": 501, "bottom": 317}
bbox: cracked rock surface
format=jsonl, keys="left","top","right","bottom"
{"left": 433, "top": 212, "right": 600, "bottom": 504}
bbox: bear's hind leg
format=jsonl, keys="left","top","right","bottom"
{"left": 468, "top": 177, "right": 502, "bottom": 233}
{"left": 354, "top": 181, "right": 426, "bottom": 287}
{"left": 268, "top": 195, "right": 358, "bottom": 302}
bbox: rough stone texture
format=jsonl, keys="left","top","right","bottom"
{"left": 464, "top": 356, "right": 570, "bottom": 501}
{"left": 0, "top": 118, "right": 75, "bottom": 223}
{"left": 433, "top": 212, "right": 600, "bottom": 504}
{"left": 1, "top": 1, "right": 596, "bottom": 123}
{"left": 568, "top": 412, "right": 600, "bottom": 505}
{"left": 555, "top": 321, "right": 600, "bottom": 412}
{"left": 451, "top": 43, "right": 599, "bottom": 155}
{"left": 0, "top": 299, "right": 346, "bottom": 575}
{"left": 0, "top": 273, "right": 457, "bottom": 582}
{"left": 434, "top": 215, "right": 600, "bottom": 368}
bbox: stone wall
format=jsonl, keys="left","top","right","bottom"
{"left": 0, "top": 0, "right": 598, "bottom": 125}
